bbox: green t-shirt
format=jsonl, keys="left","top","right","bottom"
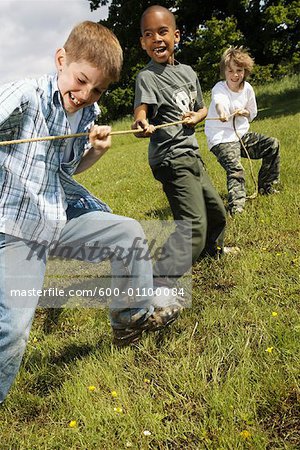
{"left": 134, "top": 60, "right": 205, "bottom": 167}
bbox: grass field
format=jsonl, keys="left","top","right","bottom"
{"left": 0, "top": 75, "right": 299, "bottom": 449}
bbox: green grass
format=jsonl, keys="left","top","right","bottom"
{"left": 1, "top": 75, "right": 299, "bottom": 449}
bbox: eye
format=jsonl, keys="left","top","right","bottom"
{"left": 77, "top": 78, "right": 85, "bottom": 84}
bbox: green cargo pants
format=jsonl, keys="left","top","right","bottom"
{"left": 151, "top": 151, "right": 227, "bottom": 286}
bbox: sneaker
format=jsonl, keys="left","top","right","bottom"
{"left": 259, "top": 186, "right": 280, "bottom": 195}
{"left": 112, "top": 304, "right": 181, "bottom": 347}
{"left": 223, "top": 246, "right": 241, "bottom": 255}
{"left": 229, "top": 206, "right": 244, "bottom": 216}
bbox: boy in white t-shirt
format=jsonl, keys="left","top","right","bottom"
{"left": 205, "top": 47, "right": 280, "bottom": 215}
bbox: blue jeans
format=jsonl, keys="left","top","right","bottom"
{"left": 0, "top": 210, "right": 154, "bottom": 403}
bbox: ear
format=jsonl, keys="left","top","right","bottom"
{"left": 174, "top": 29, "right": 180, "bottom": 44}
{"left": 140, "top": 36, "right": 147, "bottom": 51}
{"left": 55, "top": 48, "right": 67, "bottom": 72}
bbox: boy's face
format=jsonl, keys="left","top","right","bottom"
{"left": 140, "top": 10, "right": 180, "bottom": 65}
{"left": 225, "top": 61, "right": 245, "bottom": 92}
{"left": 55, "top": 49, "right": 110, "bottom": 114}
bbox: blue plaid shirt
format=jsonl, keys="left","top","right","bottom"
{"left": 0, "top": 74, "right": 110, "bottom": 244}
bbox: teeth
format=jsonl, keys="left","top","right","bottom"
{"left": 154, "top": 47, "right": 166, "bottom": 54}
{"left": 70, "top": 93, "right": 81, "bottom": 105}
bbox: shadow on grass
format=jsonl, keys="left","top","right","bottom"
{"left": 146, "top": 205, "right": 172, "bottom": 220}
{"left": 25, "top": 340, "right": 107, "bottom": 398}
{"left": 256, "top": 87, "right": 300, "bottom": 121}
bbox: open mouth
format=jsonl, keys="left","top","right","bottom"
{"left": 69, "top": 92, "right": 82, "bottom": 106}
{"left": 153, "top": 46, "right": 167, "bottom": 55}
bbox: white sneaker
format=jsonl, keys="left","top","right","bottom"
{"left": 223, "top": 246, "right": 241, "bottom": 255}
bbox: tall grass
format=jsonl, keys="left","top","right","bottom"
{"left": 0, "top": 76, "right": 299, "bottom": 449}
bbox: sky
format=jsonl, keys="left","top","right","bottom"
{"left": 0, "top": 0, "right": 109, "bottom": 84}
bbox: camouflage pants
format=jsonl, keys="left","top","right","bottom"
{"left": 211, "top": 132, "right": 280, "bottom": 212}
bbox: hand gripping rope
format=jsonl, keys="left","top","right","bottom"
{"left": 0, "top": 112, "right": 257, "bottom": 198}
{"left": 0, "top": 115, "right": 233, "bottom": 146}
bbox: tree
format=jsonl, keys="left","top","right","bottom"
{"left": 183, "top": 16, "right": 244, "bottom": 90}
{"left": 88, "top": 0, "right": 299, "bottom": 120}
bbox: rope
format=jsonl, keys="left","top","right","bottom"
{"left": 0, "top": 119, "right": 192, "bottom": 147}
{"left": 0, "top": 117, "right": 230, "bottom": 147}
{"left": 232, "top": 115, "right": 258, "bottom": 199}
{"left": 0, "top": 110, "right": 258, "bottom": 199}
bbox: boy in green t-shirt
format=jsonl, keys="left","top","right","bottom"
{"left": 132, "top": 6, "right": 229, "bottom": 289}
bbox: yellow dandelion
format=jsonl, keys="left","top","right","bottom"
{"left": 144, "top": 378, "right": 151, "bottom": 384}
{"left": 111, "top": 390, "right": 118, "bottom": 398}
{"left": 68, "top": 420, "right": 77, "bottom": 428}
{"left": 125, "top": 442, "right": 133, "bottom": 448}
{"left": 240, "top": 430, "right": 251, "bottom": 439}
{"left": 88, "top": 385, "right": 96, "bottom": 392}
{"left": 262, "top": 247, "right": 267, "bottom": 251}
{"left": 265, "top": 346, "right": 274, "bottom": 353}
{"left": 272, "top": 311, "right": 278, "bottom": 317}
{"left": 32, "top": 337, "right": 38, "bottom": 343}
{"left": 276, "top": 252, "right": 281, "bottom": 256}
{"left": 113, "top": 406, "right": 123, "bottom": 413}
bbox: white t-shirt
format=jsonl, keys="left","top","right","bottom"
{"left": 63, "top": 110, "right": 83, "bottom": 162}
{"left": 205, "top": 81, "right": 257, "bottom": 149}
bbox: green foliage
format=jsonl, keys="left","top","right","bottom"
{"left": 184, "top": 16, "right": 244, "bottom": 90}
{"left": 262, "top": 0, "right": 300, "bottom": 66}
{"left": 1, "top": 76, "right": 300, "bottom": 449}
{"left": 251, "top": 64, "right": 274, "bottom": 84}
{"left": 100, "top": 86, "right": 134, "bottom": 122}
{"left": 88, "top": 0, "right": 299, "bottom": 119}
{"left": 100, "top": 63, "right": 145, "bottom": 122}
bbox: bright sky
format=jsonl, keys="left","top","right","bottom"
{"left": 0, "top": 0, "right": 109, "bottom": 84}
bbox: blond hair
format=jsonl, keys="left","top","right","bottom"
{"left": 64, "top": 21, "right": 123, "bottom": 83}
{"left": 220, "top": 46, "right": 254, "bottom": 80}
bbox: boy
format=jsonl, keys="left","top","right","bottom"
{"left": 0, "top": 21, "right": 179, "bottom": 404}
{"left": 205, "top": 46, "right": 280, "bottom": 215}
{"left": 132, "top": 6, "right": 227, "bottom": 289}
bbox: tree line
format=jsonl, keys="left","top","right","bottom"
{"left": 88, "top": 0, "right": 299, "bottom": 121}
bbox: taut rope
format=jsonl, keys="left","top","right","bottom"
{"left": 0, "top": 116, "right": 232, "bottom": 147}
{"left": 0, "top": 112, "right": 258, "bottom": 198}
{"left": 232, "top": 115, "right": 258, "bottom": 199}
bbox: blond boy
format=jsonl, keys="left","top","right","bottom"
{"left": 205, "top": 47, "right": 280, "bottom": 215}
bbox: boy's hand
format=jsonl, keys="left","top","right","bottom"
{"left": 89, "top": 125, "right": 111, "bottom": 155}
{"left": 131, "top": 119, "right": 155, "bottom": 138}
{"left": 218, "top": 112, "right": 229, "bottom": 122}
{"left": 182, "top": 109, "right": 207, "bottom": 127}
{"left": 235, "top": 109, "right": 250, "bottom": 118}
{"left": 182, "top": 111, "right": 199, "bottom": 127}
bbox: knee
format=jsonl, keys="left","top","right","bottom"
{"left": 119, "top": 218, "right": 146, "bottom": 247}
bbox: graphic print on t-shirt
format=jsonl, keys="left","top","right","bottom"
{"left": 172, "top": 87, "right": 197, "bottom": 113}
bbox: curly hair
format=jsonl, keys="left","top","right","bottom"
{"left": 220, "top": 46, "right": 254, "bottom": 80}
